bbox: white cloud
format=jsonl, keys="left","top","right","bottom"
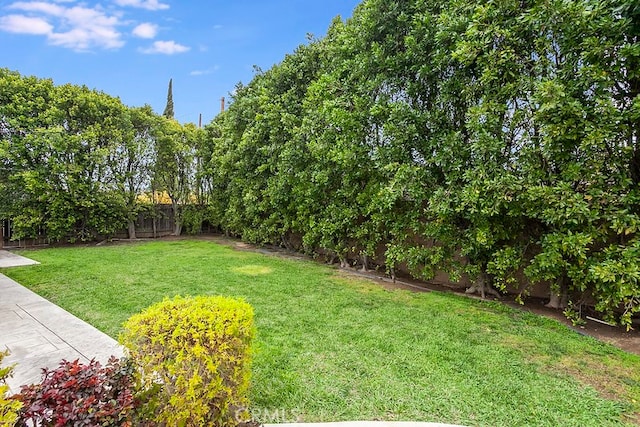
{"left": 190, "top": 66, "right": 219, "bottom": 76}
{"left": 114, "top": 0, "right": 169, "bottom": 11}
{"left": 0, "top": 14, "right": 52, "bottom": 34}
{"left": 4, "top": 1, "right": 124, "bottom": 50}
{"left": 50, "top": 25, "right": 122, "bottom": 50}
{"left": 140, "top": 40, "right": 189, "bottom": 54}
{"left": 132, "top": 22, "right": 157, "bottom": 38}
{"left": 0, "top": 0, "right": 177, "bottom": 51}
{"left": 9, "top": 1, "right": 64, "bottom": 16}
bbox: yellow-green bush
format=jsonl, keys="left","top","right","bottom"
{"left": 119, "top": 295, "right": 254, "bottom": 427}
{"left": 0, "top": 351, "right": 21, "bottom": 426}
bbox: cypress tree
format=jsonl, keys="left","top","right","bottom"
{"left": 163, "top": 78, "right": 174, "bottom": 119}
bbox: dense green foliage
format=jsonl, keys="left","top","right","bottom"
{"left": 3, "top": 240, "right": 640, "bottom": 426}
{"left": 0, "top": 69, "right": 205, "bottom": 241}
{"left": 200, "top": 0, "right": 640, "bottom": 326}
{"left": 120, "top": 295, "right": 254, "bottom": 427}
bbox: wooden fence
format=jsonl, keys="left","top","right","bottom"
{"left": 2, "top": 205, "right": 177, "bottom": 249}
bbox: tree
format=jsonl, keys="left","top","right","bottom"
{"left": 152, "top": 117, "right": 196, "bottom": 236}
{"left": 0, "top": 70, "right": 160, "bottom": 242}
{"left": 35, "top": 83, "right": 130, "bottom": 241}
{"left": 0, "top": 69, "right": 56, "bottom": 227}
{"left": 163, "top": 78, "right": 174, "bottom": 119}
{"left": 112, "top": 105, "right": 156, "bottom": 239}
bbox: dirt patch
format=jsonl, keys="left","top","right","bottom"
{"left": 503, "top": 298, "right": 640, "bottom": 355}
{"left": 550, "top": 356, "right": 640, "bottom": 424}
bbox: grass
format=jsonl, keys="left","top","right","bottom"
{"left": 3, "top": 238, "right": 640, "bottom": 426}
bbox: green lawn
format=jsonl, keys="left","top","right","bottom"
{"left": 3, "top": 239, "right": 640, "bottom": 426}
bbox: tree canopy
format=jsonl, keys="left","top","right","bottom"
{"left": 0, "top": 69, "right": 203, "bottom": 241}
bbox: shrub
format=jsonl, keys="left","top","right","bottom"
{"left": 119, "top": 295, "right": 255, "bottom": 427}
{"left": 0, "top": 351, "right": 21, "bottom": 426}
{"left": 16, "top": 357, "right": 138, "bottom": 427}
{"left": 181, "top": 204, "right": 206, "bottom": 235}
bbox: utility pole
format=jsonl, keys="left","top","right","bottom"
{"left": 220, "top": 97, "right": 225, "bottom": 113}
{"left": 198, "top": 113, "right": 202, "bottom": 128}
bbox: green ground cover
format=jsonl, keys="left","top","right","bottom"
{"left": 3, "top": 239, "right": 640, "bottom": 426}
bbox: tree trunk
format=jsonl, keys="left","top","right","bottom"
{"left": 172, "top": 201, "right": 182, "bottom": 236}
{"left": 389, "top": 266, "right": 396, "bottom": 283}
{"left": 339, "top": 256, "right": 348, "bottom": 268}
{"left": 361, "top": 254, "right": 369, "bottom": 272}
{"left": 152, "top": 215, "right": 157, "bottom": 239}
{"left": 465, "top": 271, "right": 500, "bottom": 299}
{"left": 174, "top": 221, "right": 182, "bottom": 236}
{"left": 281, "top": 235, "right": 292, "bottom": 251}
{"left": 127, "top": 219, "right": 136, "bottom": 240}
{"left": 545, "top": 276, "right": 568, "bottom": 309}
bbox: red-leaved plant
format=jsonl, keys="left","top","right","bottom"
{"left": 16, "top": 357, "right": 138, "bottom": 427}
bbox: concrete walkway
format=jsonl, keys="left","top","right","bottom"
{"left": 0, "top": 250, "right": 40, "bottom": 268}
{"left": 0, "top": 250, "right": 123, "bottom": 394}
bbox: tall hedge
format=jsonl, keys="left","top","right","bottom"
{"left": 0, "top": 69, "right": 206, "bottom": 242}
{"left": 203, "top": 0, "right": 640, "bottom": 327}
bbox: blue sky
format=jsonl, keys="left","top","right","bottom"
{"left": 0, "top": 0, "right": 361, "bottom": 124}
